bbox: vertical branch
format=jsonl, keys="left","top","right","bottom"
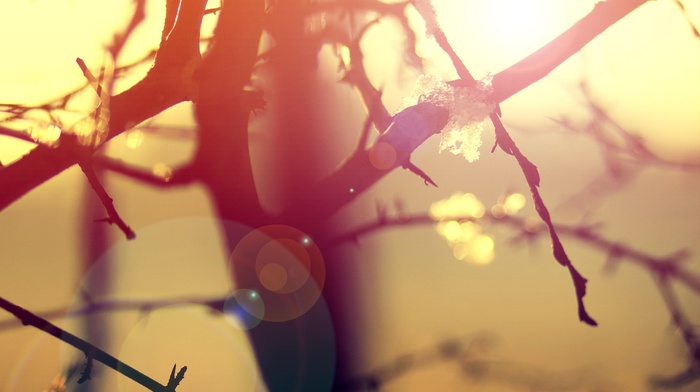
{"left": 413, "top": 0, "right": 597, "bottom": 325}
{"left": 192, "top": 0, "right": 266, "bottom": 226}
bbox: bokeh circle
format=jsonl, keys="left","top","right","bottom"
{"left": 223, "top": 289, "right": 265, "bottom": 330}
{"left": 228, "top": 225, "right": 325, "bottom": 322}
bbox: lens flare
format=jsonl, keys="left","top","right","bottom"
{"left": 223, "top": 289, "right": 265, "bottom": 330}
{"left": 229, "top": 225, "right": 325, "bottom": 322}
{"left": 369, "top": 142, "right": 397, "bottom": 170}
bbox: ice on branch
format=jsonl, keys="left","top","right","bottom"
{"left": 402, "top": 74, "right": 495, "bottom": 162}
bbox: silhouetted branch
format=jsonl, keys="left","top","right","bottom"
{"left": 77, "top": 354, "right": 94, "bottom": 384}
{"left": 332, "top": 207, "right": 700, "bottom": 379}
{"left": 0, "top": 125, "right": 36, "bottom": 144}
{"left": 0, "top": 295, "right": 226, "bottom": 333}
{"left": 0, "top": 0, "right": 207, "bottom": 212}
{"left": 549, "top": 84, "right": 700, "bottom": 214}
{"left": 339, "top": 332, "right": 496, "bottom": 391}
{"left": 415, "top": 0, "right": 597, "bottom": 325}
{"left": 0, "top": 296, "right": 187, "bottom": 392}
{"left": 328, "top": 16, "right": 393, "bottom": 131}
{"left": 191, "top": 0, "right": 267, "bottom": 226}
{"left": 279, "top": 102, "right": 448, "bottom": 223}
{"left": 333, "top": 210, "right": 700, "bottom": 294}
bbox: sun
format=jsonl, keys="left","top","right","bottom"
{"left": 469, "top": 0, "right": 571, "bottom": 54}
{"left": 422, "top": 0, "right": 579, "bottom": 76}
{"left": 480, "top": 0, "right": 552, "bottom": 38}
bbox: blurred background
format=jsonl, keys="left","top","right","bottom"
{"left": 1, "top": 0, "right": 699, "bottom": 391}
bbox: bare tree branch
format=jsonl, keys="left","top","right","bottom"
{"left": 0, "top": 0, "right": 207, "bottom": 211}
{"left": 0, "top": 296, "right": 186, "bottom": 392}
{"left": 79, "top": 159, "right": 135, "bottom": 239}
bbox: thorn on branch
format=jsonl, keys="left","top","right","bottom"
{"left": 402, "top": 160, "right": 438, "bottom": 187}
{"left": 165, "top": 364, "right": 188, "bottom": 391}
{"left": 204, "top": 6, "right": 222, "bottom": 15}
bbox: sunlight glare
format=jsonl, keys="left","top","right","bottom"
{"left": 452, "top": 233, "right": 495, "bottom": 265}
{"left": 442, "top": 220, "right": 462, "bottom": 243}
{"left": 467, "top": 234, "right": 495, "bottom": 265}
{"left": 502, "top": 192, "right": 526, "bottom": 215}
{"left": 466, "top": 0, "right": 560, "bottom": 53}
{"left": 430, "top": 192, "right": 486, "bottom": 220}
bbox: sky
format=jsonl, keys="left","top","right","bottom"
{"left": 1, "top": 0, "right": 699, "bottom": 391}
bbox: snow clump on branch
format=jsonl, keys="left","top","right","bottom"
{"left": 402, "top": 74, "right": 495, "bottom": 162}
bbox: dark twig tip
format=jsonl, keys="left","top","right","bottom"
{"left": 402, "top": 161, "right": 438, "bottom": 187}
{"left": 77, "top": 354, "right": 94, "bottom": 384}
{"left": 165, "top": 363, "right": 187, "bottom": 390}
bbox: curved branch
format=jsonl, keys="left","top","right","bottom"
{"left": 0, "top": 0, "right": 207, "bottom": 212}
{"left": 490, "top": 0, "right": 647, "bottom": 104}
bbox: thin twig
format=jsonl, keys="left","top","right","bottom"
{"left": 331, "top": 211, "right": 700, "bottom": 294}
{"left": 0, "top": 295, "right": 226, "bottom": 332}
{"left": 0, "top": 125, "right": 37, "bottom": 144}
{"left": 79, "top": 160, "right": 136, "bottom": 239}
{"left": 93, "top": 156, "right": 194, "bottom": 188}
{"left": 332, "top": 209, "right": 700, "bottom": 377}
{"left": 414, "top": 0, "right": 597, "bottom": 325}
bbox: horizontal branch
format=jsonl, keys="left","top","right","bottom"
{"left": 0, "top": 294, "right": 225, "bottom": 332}
{"left": 0, "top": 125, "right": 37, "bottom": 144}
{"left": 330, "top": 212, "right": 700, "bottom": 295}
